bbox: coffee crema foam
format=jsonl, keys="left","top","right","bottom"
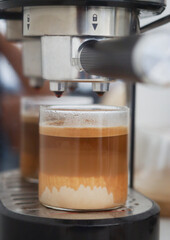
{"left": 40, "top": 125, "right": 128, "bottom": 138}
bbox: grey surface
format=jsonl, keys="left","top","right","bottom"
{"left": 23, "top": 6, "right": 138, "bottom": 37}
{"left": 0, "top": 170, "right": 153, "bottom": 220}
{"left": 160, "top": 218, "right": 170, "bottom": 240}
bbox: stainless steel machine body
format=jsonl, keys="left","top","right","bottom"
{"left": 22, "top": 6, "right": 139, "bottom": 93}
{"left": 21, "top": 3, "right": 170, "bottom": 93}
{"left": 4, "top": 1, "right": 169, "bottom": 92}
{"left": 22, "top": 39, "right": 44, "bottom": 88}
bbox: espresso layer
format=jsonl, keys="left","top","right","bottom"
{"left": 40, "top": 131, "right": 127, "bottom": 176}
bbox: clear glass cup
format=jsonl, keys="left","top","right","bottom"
{"left": 20, "top": 96, "right": 93, "bottom": 183}
{"left": 39, "top": 105, "right": 129, "bottom": 211}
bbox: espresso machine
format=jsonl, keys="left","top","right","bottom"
{"left": 0, "top": 0, "right": 170, "bottom": 239}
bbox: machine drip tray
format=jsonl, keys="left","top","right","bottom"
{"left": 0, "top": 170, "right": 159, "bottom": 240}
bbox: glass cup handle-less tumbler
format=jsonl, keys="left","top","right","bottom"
{"left": 39, "top": 105, "right": 129, "bottom": 211}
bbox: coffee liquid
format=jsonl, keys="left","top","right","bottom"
{"left": 39, "top": 125, "right": 128, "bottom": 210}
{"left": 20, "top": 115, "right": 39, "bottom": 181}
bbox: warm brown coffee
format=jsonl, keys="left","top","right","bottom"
{"left": 20, "top": 115, "right": 39, "bottom": 181}
{"left": 39, "top": 125, "right": 128, "bottom": 210}
{"left": 20, "top": 97, "right": 93, "bottom": 182}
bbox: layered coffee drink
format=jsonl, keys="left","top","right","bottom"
{"left": 20, "top": 113, "right": 39, "bottom": 181}
{"left": 20, "top": 97, "right": 93, "bottom": 182}
{"left": 39, "top": 105, "right": 129, "bottom": 210}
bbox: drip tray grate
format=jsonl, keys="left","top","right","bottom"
{"left": 0, "top": 170, "right": 152, "bottom": 220}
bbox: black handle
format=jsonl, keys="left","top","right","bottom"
{"left": 80, "top": 36, "right": 140, "bottom": 82}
